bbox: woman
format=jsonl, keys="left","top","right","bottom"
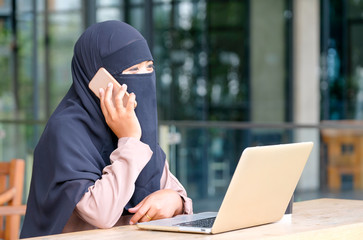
{"left": 20, "top": 20, "right": 192, "bottom": 238}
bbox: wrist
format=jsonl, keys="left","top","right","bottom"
{"left": 118, "top": 136, "right": 140, "bottom": 141}
{"left": 115, "top": 132, "right": 141, "bottom": 140}
{"left": 174, "top": 193, "right": 184, "bottom": 215}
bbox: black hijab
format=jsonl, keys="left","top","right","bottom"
{"left": 21, "top": 20, "right": 165, "bottom": 238}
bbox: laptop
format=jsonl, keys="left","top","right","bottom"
{"left": 137, "top": 142, "right": 313, "bottom": 234}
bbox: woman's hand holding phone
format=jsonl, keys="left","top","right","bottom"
{"left": 88, "top": 67, "right": 137, "bottom": 108}
{"left": 99, "top": 83, "right": 141, "bottom": 140}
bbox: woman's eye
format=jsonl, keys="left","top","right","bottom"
{"left": 147, "top": 64, "right": 155, "bottom": 70}
{"left": 128, "top": 67, "right": 139, "bottom": 72}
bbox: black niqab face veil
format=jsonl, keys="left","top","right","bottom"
{"left": 21, "top": 21, "right": 165, "bottom": 238}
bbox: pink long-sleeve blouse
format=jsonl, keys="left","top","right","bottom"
{"left": 62, "top": 137, "right": 193, "bottom": 233}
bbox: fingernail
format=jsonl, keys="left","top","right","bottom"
{"left": 122, "top": 84, "right": 127, "bottom": 89}
{"left": 108, "top": 82, "right": 113, "bottom": 88}
{"left": 99, "top": 88, "right": 104, "bottom": 97}
{"left": 129, "top": 221, "right": 134, "bottom": 225}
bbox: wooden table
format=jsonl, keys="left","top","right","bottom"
{"left": 23, "top": 198, "right": 363, "bottom": 240}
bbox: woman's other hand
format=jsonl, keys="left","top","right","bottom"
{"left": 99, "top": 83, "right": 142, "bottom": 140}
{"left": 128, "top": 189, "right": 183, "bottom": 224}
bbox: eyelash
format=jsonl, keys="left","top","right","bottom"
{"left": 126, "top": 63, "right": 155, "bottom": 73}
{"left": 129, "top": 67, "right": 139, "bottom": 72}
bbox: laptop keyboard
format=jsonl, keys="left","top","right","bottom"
{"left": 175, "top": 217, "right": 216, "bottom": 228}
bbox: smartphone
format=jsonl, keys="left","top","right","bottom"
{"left": 89, "top": 67, "right": 137, "bottom": 108}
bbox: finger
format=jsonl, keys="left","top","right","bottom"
{"left": 126, "top": 93, "right": 136, "bottom": 112}
{"left": 139, "top": 208, "right": 157, "bottom": 223}
{"left": 128, "top": 201, "right": 143, "bottom": 213}
{"left": 99, "top": 88, "right": 108, "bottom": 117}
{"left": 128, "top": 195, "right": 148, "bottom": 213}
{"left": 143, "top": 213, "right": 153, "bottom": 222}
{"left": 104, "top": 82, "right": 114, "bottom": 111}
{"left": 114, "top": 84, "right": 127, "bottom": 111}
{"left": 128, "top": 205, "right": 140, "bottom": 213}
{"left": 129, "top": 200, "right": 151, "bottom": 224}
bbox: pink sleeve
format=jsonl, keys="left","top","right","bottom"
{"left": 75, "top": 137, "right": 152, "bottom": 228}
{"left": 160, "top": 160, "right": 193, "bottom": 214}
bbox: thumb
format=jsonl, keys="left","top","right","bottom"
{"left": 128, "top": 205, "right": 140, "bottom": 213}
{"left": 128, "top": 198, "right": 145, "bottom": 213}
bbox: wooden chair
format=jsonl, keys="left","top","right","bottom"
{"left": 321, "top": 120, "right": 363, "bottom": 190}
{"left": 0, "top": 159, "right": 26, "bottom": 240}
